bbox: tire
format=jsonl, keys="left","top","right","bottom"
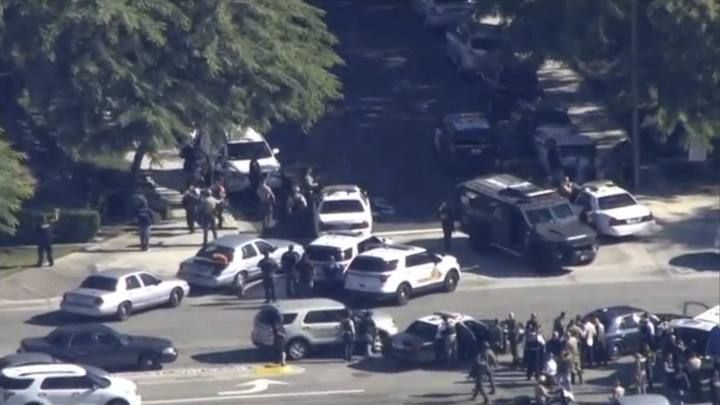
{"left": 138, "top": 353, "right": 161, "bottom": 370}
{"left": 106, "top": 400, "right": 130, "bottom": 405}
{"left": 286, "top": 338, "right": 310, "bottom": 361}
{"left": 378, "top": 331, "right": 391, "bottom": 356}
{"left": 609, "top": 343, "right": 622, "bottom": 360}
{"left": 233, "top": 272, "right": 248, "bottom": 298}
{"left": 395, "top": 283, "right": 411, "bottom": 306}
{"left": 116, "top": 301, "right": 132, "bottom": 321}
{"left": 168, "top": 288, "right": 183, "bottom": 308}
{"left": 443, "top": 270, "right": 459, "bottom": 293}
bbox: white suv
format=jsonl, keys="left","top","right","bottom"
{"left": 0, "top": 363, "right": 141, "bottom": 405}
{"left": 305, "top": 232, "right": 390, "bottom": 284}
{"left": 223, "top": 126, "right": 282, "bottom": 193}
{"left": 314, "top": 185, "right": 373, "bottom": 236}
{"left": 344, "top": 245, "right": 461, "bottom": 306}
{"left": 574, "top": 181, "right": 655, "bottom": 237}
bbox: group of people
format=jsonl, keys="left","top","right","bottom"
{"left": 181, "top": 177, "right": 228, "bottom": 246}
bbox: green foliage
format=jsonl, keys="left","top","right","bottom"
{"left": 474, "top": 0, "right": 720, "bottom": 147}
{"left": 0, "top": 131, "right": 36, "bottom": 236}
{"left": 0, "top": 208, "right": 100, "bottom": 245}
{"left": 0, "top": 0, "right": 342, "bottom": 163}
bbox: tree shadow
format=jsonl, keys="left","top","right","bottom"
{"left": 669, "top": 252, "right": 720, "bottom": 272}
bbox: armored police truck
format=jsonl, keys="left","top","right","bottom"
{"left": 456, "top": 174, "right": 599, "bottom": 272}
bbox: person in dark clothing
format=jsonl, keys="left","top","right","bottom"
{"left": 641, "top": 343, "right": 656, "bottom": 390}
{"left": 547, "top": 331, "right": 564, "bottom": 358}
{"left": 272, "top": 323, "right": 286, "bottom": 366}
{"left": 181, "top": 187, "right": 200, "bottom": 233}
{"left": 358, "top": 311, "right": 377, "bottom": 358}
{"left": 198, "top": 190, "right": 219, "bottom": 246}
{"left": 546, "top": 138, "right": 564, "bottom": 185}
{"left": 553, "top": 312, "right": 567, "bottom": 336}
{"left": 258, "top": 251, "right": 278, "bottom": 303}
{"left": 479, "top": 342, "right": 497, "bottom": 394}
{"left": 136, "top": 204, "right": 153, "bottom": 251}
{"left": 248, "top": 155, "right": 262, "bottom": 198}
{"left": 35, "top": 215, "right": 56, "bottom": 267}
{"left": 280, "top": 245, "right": 300, "bottom": 298}
{"left": 456, "top": 320, "right": 478, "bottom": 362}
{"left": 505, "top": 312, "right": 521, "bottom": 367}
{"left": 210, "top": 178, "right": 227, "bottom": 229}
{"left": 526, "top": 313, "right": 540, "bottom": 334}
{"left": 442, "top": 319, "right": 458, "bottom": 367}
{"left": 323, "top": 255, "right": 344, "bottom": 286}
{"left": 339, "top": 310, "right": 356, "bottom": 362}
{"left": 296, "top": 254, "right": 314, "bottom": 298}
{"left": 469, "top": 347, "right": 495, "bottom": 404}
{"left": 439, "top": 202, "right": 454, "bottom": 252}
{"left": 488, "top": 318, "right": 505, "bottom": 354}
{"left": 525, "top": 332, "right": 544, "bottom": 380}
{"left": 710, "top": 368, "right": 720, "bottom": 405}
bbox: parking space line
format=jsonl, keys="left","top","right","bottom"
{"left": 143, "top": 389, "right": 365, "bottom": 404}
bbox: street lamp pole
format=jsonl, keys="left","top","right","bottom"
{"left": 631, "top": 0, "right": 640, "bottom": 190}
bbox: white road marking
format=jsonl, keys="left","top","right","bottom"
{"left": 375, "top": 228, "right": 452, "bottom": 237}
{"left": 218, "top": 378, "right": 288, "bottom": 396}
{"left": 143, "top": 389, "right": 365, "bottom": 404}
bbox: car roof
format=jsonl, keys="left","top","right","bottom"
{"left": 694, "top": 305, "right": 719, "bottom": 325}
{"left": 617, "top": 394, "right": 670, "bottom": 405}
{"left": 309, "top": 232, "right": 369, "bottom": 248}
{"left": 461, "top": 174, "right": 568, "bottom": 207}
{"left": 670, "top": 307, "right": 719, "bottom": 332}
{"left": 359, "top": 244, "right": 425, "bottom": 261}
{"left": 209, "top": 234, "right": 258, "bottom": 248}
{"left": 416, "top": 312, "right": 474, "bottom": 326}
{"left": 1, "top": 363, "right": 86, "bottom": 379}
{"left": 54, "top": 323, "right": 114, "bottom": 334}
{"left": 266, "top": 298, "right": 345, "bottom": 313}
{"left": 226, "top": 127, "right": 265, "bottom": 144}
{"left": 444, "top": 112, "right": 491, "bottom": 132}
{"left": 587, "top": 306, "right": 646, "bottom": 319}
{"left": 581, "top": 180, "right": 631, "bottom": 198}
{"left": 88, "top": 267, "right": 145, "bottom": 279}
{"left": 321, "top": 185, "right": 364, "bottom": 200}
{"left": 0, "top": 353, "right": 56, "bottom": 369}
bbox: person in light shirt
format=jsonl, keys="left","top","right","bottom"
{"left": 582, "top": 318, "right": 597, "bottom": 368}
{"left": 543, "top": 352, "right": 558, "bottom": 385}
{"left": 611, "top": 379, "right": 626, "bottom": 403}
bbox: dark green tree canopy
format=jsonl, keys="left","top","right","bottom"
{"left": 0, "top": 131, "right": 35, "bottom": 236}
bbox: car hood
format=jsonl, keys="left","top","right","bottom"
{"left": 108, "top": 376, "right": 137, "bottom": 393}
{"left": 318, "top": 213, "right": 367, "bottom": 224}
{"left": 227, "top": 157, "right": 280, "bottom": 175}
{"left": 127, "top": 335, "right": 174, "bottom": 350}
{"left": 600, "top": 205, "right": 651, "bottom": 221}
{"left": 535, "top": 220, "right": 596, "bottom": 244}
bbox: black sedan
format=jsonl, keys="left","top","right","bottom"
{"left": 583, "top": 306, "right": 659, "bottom": 359}
{"left": 19, "top": 323, "right": 177, "bottom": 371}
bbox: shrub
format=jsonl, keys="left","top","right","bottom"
{"left": 0, "top": 208, "right": 100, "bottom": 246}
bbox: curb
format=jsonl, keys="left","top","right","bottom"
{"left": 0, "top": 296, "right": 61, "bottom": 307}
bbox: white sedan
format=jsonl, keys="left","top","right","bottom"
{"left": 574, "top": 181, "right": 655, "bottom": 237}
{"left": 60, "top": 269, "right": 190, "bottom": 321}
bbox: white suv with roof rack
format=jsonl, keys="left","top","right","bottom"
{"left": 573, "top": 180, "right": 655, "bottom": 237}
{"left": 0, "top": 363, "right": 141, "bottom": 405}
{"left": 344, "top": 244, "right": 461, "bottom": 306}
{"left": 314, "top": 185, "right": 373, "bottom": 237}
{"left": 223, "top": 126, "right": 282, "bottom": 193}
{"left": 305, "top": 232, "right": 390, "bottom": 285}
{"left": 669, "top": 305, "right": 719, "bottom": 369}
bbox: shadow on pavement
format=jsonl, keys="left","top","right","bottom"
{"left": 192, "top": 348, "right": 267, "bottom": 365}
{"left": 25, "top": 311, "right": 91, "bottom": 327}
{"left": 669, "top": 252, "right": 720, "bottom": 272}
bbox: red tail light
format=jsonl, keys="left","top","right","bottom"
{"left": 379, "top": 275, "right": 389, "bottom": 283}
{"left": 93, "top": 297, "right": 104, "bottom": 306}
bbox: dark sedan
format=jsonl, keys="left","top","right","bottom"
{"left": 19, "top": 323, "right": 177, "bottom": 371}
{"left": 583, "top": 306, "right": 659, "bottom": 359}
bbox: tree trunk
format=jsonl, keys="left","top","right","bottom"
{"left": 130, "top": 142, "right": 148, "bottom": 179}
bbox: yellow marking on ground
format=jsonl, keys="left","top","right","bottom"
{"left": 253, "top": 364, "right": 304, "bottom": 377}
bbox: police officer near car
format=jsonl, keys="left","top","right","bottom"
{"left": 324, "top": 255, "right": 344, "bottom": 287}
{"left": 136, "top": 202, "right": 154, "bottom": 251}
{"left": 469, "top": 345, "right": 495, "bottom": 404}
{"left": 198, "top": 189, "right": 220, "bottom": 246}
{"left": 296, "top": 254, "right": 314, "bottom": 298}
{"left": 272, "top": 321, "right": 287, "bottom": 367}
{"left": 359, "top": 311, "right": 377, "bottom": 358}
{"left": 248, "top": 154, "right": 262, "bottom": 198}
{"left": 181, "top": 186, "right": 200, "bottom": 233}
{"left": 438, "top": 202, "right": 455, "bottom": 252}
{"left": 488, "top": 318, "right": 505, "bottom": 354}
{"left": 504, "top": 312, "right": 521, "bottom": 368}
{"left": 525, "top": 331, "right": 545, "bottom": 381}
{"left": 259, "top": 250, "right": 279, "bottom": 303}
{"left": 281, "top": 245, "right": 300, "bottom": 298}
{"left": 35, "top": 212, "right": 57, "bottom": 267}
{"left": 339, "top": 310, "right": 356, "bottom": 362}
{"left": 211, "top": 177, "right": 227, "bottom": 229}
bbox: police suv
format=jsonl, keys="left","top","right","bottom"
{"left": 344, "top": 244, "right": 461, "bottom": 306}
{"left": 314, "top": 185, "right": 373, "bottom": 236}
{"left": 456, "top": 174, "right": 598, "bottom": 272}
{"left": 669, "top": 305, "right": 720, "bottom": 374}
{"left": 304, "top": 231, "right": 389, "bottom": 285}
{"left": 573, "top": 181, "right": 655, "bottom": 237}
{"left": 434, "top": 112, "right": 499, "bottom": 171}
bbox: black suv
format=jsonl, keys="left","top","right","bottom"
{"left": 433, "top": 112, "right": 500, "bottom": 172}
{"left": 455, "top": 174, "right": 598, "bottom": 272}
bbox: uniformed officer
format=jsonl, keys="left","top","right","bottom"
{"left": 469, "top": 348, "right": 494, "bottom": 404}
{"left": 505, "top": 312, "right": 521, "bottom": 367}
{"left": 258, "top": 251, "right": 278, "bottom": 303}
{"left": 479, "top": 342, "right": 497, "bottom": 394}
{"left": 438, "top": 202, "right": 455, "bottom": 252}
{"left": 280, "top": 245, "right": 300, "bottom": 298}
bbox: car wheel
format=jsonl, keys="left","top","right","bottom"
{"left": 116, "top": 301, "right": 132, "bottom": 321}
{"left": 443, "top": 270, "right": 459, "bottom": 293}
{"left": 609, "top": 343, "right": 622, "bottom": 360}
{"left": 286, "top": 338, "right": 310, "bottom": 361}
{"left": 168, "top": 288, "right": 184, "bottom": 308}
{"left": 233, "top": 272, "right": 248, "bottom": 298}
{"left": 106, "top": 400, "right": 130, "bottom": 405}
{"left": 395, "top": 283, "right": 411, "bottom": 306}
{"left": 138, "top": 353, "right": 161, "bottom": 370}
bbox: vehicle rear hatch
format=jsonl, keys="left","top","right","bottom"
{"left": 344, "top": 257, "right": 397, "bottom": 291}
{"left": 253, "top": 306, "right": 281, "bottom": 346}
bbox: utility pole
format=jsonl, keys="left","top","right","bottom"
{"left": 631, "top": 0, "right": 640, "bottom": 190}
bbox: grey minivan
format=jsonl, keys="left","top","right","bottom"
{"left": 251, "top": 298, "right": 398, "bottom": 360}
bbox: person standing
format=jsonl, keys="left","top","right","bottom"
{"left": 181, "top": 186, "right": 200, "bottom": 233}
{"left": 634, "top": 351, "right": 648, "bottom": 394}
{"left": 565, "top": 331, "right": 583, "bottom": 385}
{"left": 594, "top": 316, "right": 608, "bottom": 367}
{"left": 456, "top": 319, "right": 478, "bottom": 362}
{"left": 557, "top": 350, "right": 573, "bottom": 392}
{"left": 641, "top": 342, "right": 656, "bottom": 390}
{"left": 488, "top": 318, "right": 505, "bottom": 354}
{"left": 505, "top": 312, "right": 521, "bottom": 367}
{"left": 442, "top": 317, "right": 458, "bottom": 367}
{"left": 339, "top": 310, "right": 356, "bottom": 362}
{"left": 469, "top": 352, "right": 490, "bottom": 404}
{"left": 526, "top": 313, "right": 540, "bottom": 334}
{"left": 272, "top": 322, "right": 286, "bottom": 367}
{"left": 686, "top": 351, "right": 703, "bottom": 401}
{"left": 136, "top": 203, "right": 153, "bottom": 251}
{"left": 359, "top": 311, "right": 377, "bottom": 358}
{"left": 258, "top": 251, "right": 278, "bottom": 303}
{"left": 611, "top": 379, "right": 626, "bottom": 402}
{"left": 709, "top": 368, "right": 720, "bottom": 405}
{"left": 324, "top": 255, "right": 344, "bottom": 287}
{"left": 525, "top": 331, "right": 543, "bottom": 381}
{"left": 211, "top": 178, "right": 227, "bottom": 229}
{"left": 553, "top": 312, "right": 567, "bottom": 336}
{"left": 547, "top": 331, "right": 564, "bottom": 358}
{"left": 286, "top": 186, "right": 308, "bottom": 237}
{"left": 543, "top": 352, "right": 558, "bottom": 386}
{"left": 479, "top": 342, "right": 497, "bottom": 394}
{"left": 257, "top": 179, "right": 276, "bottom": 233}
{"left": 198, "top": 189, "right": 219, "bottom": 246}
{"left": 248, "top": 154, "right": 262, "bottom": 197}
{"left": 639, "top": 313, "right": 656, "bottom": 350}
{"left": 439, "top": 202, "right": 455, "bottom": 252}
{"left": 35, "top": 214, "right": 56, "bottom": 267}
{"left": 296, "top": 254, "right": 314, "bottom": 298}
{"left": 280, "top": 245, "right": 300, "bottom": 298}
{"left": 582, "top": 317, "right": 597, "bottom": 368}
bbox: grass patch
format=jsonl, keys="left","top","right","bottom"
{"left": 0, "top": 245, "right": 80, "bottom": 278}
{"left": 81, "top": 152, "right": 130, "bottom": 171}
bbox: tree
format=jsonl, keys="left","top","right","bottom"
{"left": 0, "top": 130, "right": 35, "bottom": 236}
{"left": 474, "top": 0, "right": 720, "bottom": 148}
{"left": 0, "top": 0, "right": 343, "bottom": 175}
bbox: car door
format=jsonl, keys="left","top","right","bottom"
{"left": 574, "top": 192, "right": 595, "bottom": 225}
{"left": 38, "top": 376, "right": 95, "bottom": 405}
{"left": 93, "top": 331, "right": 131, "bottom": 369}
{"left": 67, "top": 332, "right": 114, "bottom": 369}
{"left": 405, "top": 253, "right": 435, "bottom": 288}
{"left": 138, "top": 272, "right": 166, "bottom": 306}
{"left": 302, "top": 310, "right": 345, "bottom": 345}
{"left": 239, "top": 243, "right": 261, "bottom": 280}
{"left": 490, "top": 205, "right": 512, "bottom": 249}
{"left": 123, "top": 275, "right": 147, "bottom": 308}
{"left": 617, "top": 314, "right": 642, "bottom": 353}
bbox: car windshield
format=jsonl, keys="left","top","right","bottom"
{"left": 320, "top": 200, "right": 365, "bottom": 214}
{"left": 305, "top": 246, "right": 342, "bottom": 262}
{"left": 348, "top": 257, "right": 397, "bottom": 273}
{"left": 195, "top": 244, "right": 235, "bottom": 261}
{"left": 537, "top": 109, "right": 571, "bottom": 126}
{"left": 79, "top": 276, "right": 117, "bottom": 292}
{"left": 405, "top": 321, "right": 439, "bottom": 341}
{"left": 226, "top": 141, "right": 271, "bottom": 160}
{"left": 598, "top": 193, "right": 636, "bottom": 210}
{"left": 525, "top": 204, "right": 574, "bottom": 225}
{"left": 471, "top": 37, "right": 501, "bottom": 51}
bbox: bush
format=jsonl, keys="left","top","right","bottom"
{"left": 0, "top": 208, "right": 101, "bottom": 246}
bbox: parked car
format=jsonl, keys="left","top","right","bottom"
{"left": 418, "top": 0, "right": 475, "bottom": 29}
{"left": 19, "top": 324, "right": 178, "bottom": 371}
{"left": 446, "top": 21, "right": 505, "bottom": 77}
{"left": 388, "top": 312, "right": 488, "bottom": 365}
{"left": 669, "top": 305, "right": 720, "bottom": 373}
{"left": 305, "top": 231, "right": 389, "bottom": 286}
{"left": 251, "top": 298, "right": 398, "bottom": 360}
{"left": 0, "top": 353, "right": 57, "bottom": 370}
{"left": 574, "top": 181, "right": 655, "bottom": 237}
{"left": 433, "top": 112, "right": 500, "bottom": 172}
{"left": 582, "top": 306, "right": 659, "bottom": 359}
{"left": 60, "top": 268, "right": 190, "bottom": 321}
{"left": 314, "top": 185, "right": 373, "bottom": 237}
{"left": 177, "top": 235, "right": 302, "bottom": 294}
{"left": 617, "top": 394, "right": 670, "bottom": 405}
{"left": 0, "top": 363, "right": 141, "bottom": 405}
{"left": 222, "top": 126, "right": 282, "bottom": 193}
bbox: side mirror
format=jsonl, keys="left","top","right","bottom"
{"left": 272, "top": 148, "right": 280, "bottom": 155}
{"left": 271, "top": 245, "right": 278, "bottom": 252}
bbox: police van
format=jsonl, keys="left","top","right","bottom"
{"left": 456, "top": 174, "right": 598, "bottom": 272}
{"left": 434, "top": 112, "right": 500, "bottom": 172}
{"left": 304, "top": 231, "right": 389, "bottom": 285}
